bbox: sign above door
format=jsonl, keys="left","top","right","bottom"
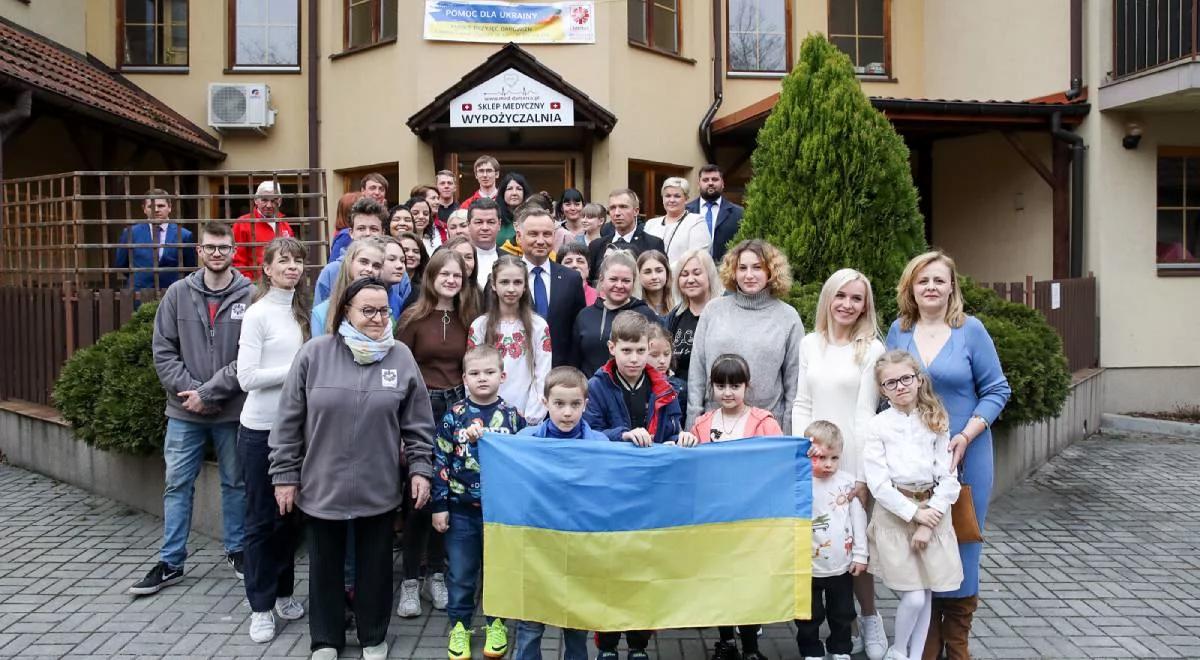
{"left": 450, "top": 68, "right": 575, "bottom": 128}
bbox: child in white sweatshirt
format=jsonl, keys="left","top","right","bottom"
{"left": 797, "top": 420, "right": 869, "bottom": 660}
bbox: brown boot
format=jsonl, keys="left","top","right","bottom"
{"left": 941, "top": 595, "right": 978, "bottom": 660}
{"left": 922, "top": 596, "right": 945, "bottom": 660}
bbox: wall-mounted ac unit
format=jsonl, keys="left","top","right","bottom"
{"left": 208, "top": 83, "right": 276, "bottom": 133}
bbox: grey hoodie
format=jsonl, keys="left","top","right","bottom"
{"left": 152, "top": 269, "right": 254, "bottom": 424}
{"left": 268, "top": 335, "right": 435, "bottom": 520}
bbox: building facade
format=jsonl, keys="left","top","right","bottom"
{"left": 0, "top": 0, "right": 1195, "bottom": 407}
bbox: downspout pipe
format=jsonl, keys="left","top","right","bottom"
{"left": 1051, "top": 111, "right": 1085, "bottom": 278}
{"left": 306, "top": 0, "right": 321, "bottom": 236}
{"left": 698, "top": 0, "right": 723, "bottom": 163}
{"left": 1066, "top": 0, "right": 1083, "bottom": 100}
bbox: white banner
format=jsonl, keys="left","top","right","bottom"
{"left": 424, "top": 1, "right": 596, "bottom": 44}
{"left": 450, "top": 68, "right": 575, "bottom": 128}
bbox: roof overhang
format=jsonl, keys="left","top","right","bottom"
{"left": 407, "top": 43, "right": 616, "bottom": 140}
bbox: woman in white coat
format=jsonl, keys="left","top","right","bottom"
{"left": 643, "top": 177, "right": 710, "bottom": 265}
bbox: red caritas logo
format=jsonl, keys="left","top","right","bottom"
{"left": 550, "top": 102, "right": 561, "bottom": 110}
{"left": 570, "top": 5, "right": 590, "bottom": 25}
{"left": 461, "top": 103, "right": 472, "bottom": 111}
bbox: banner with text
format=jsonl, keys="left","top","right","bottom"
{"left": 450, "top": 68, "right": 575, "bottom": 128}
{"left": 424, "top": 1, "right": 596, "bottom": 44}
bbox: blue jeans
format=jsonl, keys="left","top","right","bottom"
{"left": 161, "top": 418, "right": 244, "bottom": 569}
{"left": 514, "top": 621, "right": 589, "bottom": 660}
{"left": 445, "top": 508, "right": 494, "bottom": 628}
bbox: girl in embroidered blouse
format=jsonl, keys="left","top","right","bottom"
{"left": 863, "top": 350, "right": 962, "bottom": 660}
{"left": 467, "top": 255, "right": 552, "bottom": 423}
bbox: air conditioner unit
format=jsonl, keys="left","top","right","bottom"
{"left": 208, "top": 83, "right": 276, "bottom": 132}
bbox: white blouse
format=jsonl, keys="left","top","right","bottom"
{"left": 791, "top": 335, "right": 885, "bottom": 480}
{"left": 467, "top": 315, "right": 552, "bottom": 423}
{"left": 862, "top": 406, "right": 960, "bottom": 522}
{"left": 643, "top": 212, "right": 712, "bottom": 265}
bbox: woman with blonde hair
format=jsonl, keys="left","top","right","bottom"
{"left": 643, "top": 177, "right": 710, "bottom": 264}
{"left": 886, "top": 250, "right": 1010, "bottom": 660}
{"left": 791, "top": 267, "right": 888, "bottom": 660}
{"left": 310, "top": 238, "right": 385, "bottom": 337}
{"left": 665, "top": 247, "right": 723, "bottom": 390}
{"left": 686, "top": 239, "right": 802, "bottom": 430}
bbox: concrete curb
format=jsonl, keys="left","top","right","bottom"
{"left": 1101, "top": 413, "right": 1200, "bottom": 440}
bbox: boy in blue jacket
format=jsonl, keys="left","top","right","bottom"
{"left": 513, "top": 366, "right": 603, "bottom": 660}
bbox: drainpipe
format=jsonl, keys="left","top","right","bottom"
{"left": 1065, "top": 0, "right": 1083, "bottom": 100}
{"left": 698, "top": 0, "right": 724, "bottom": 163}
{"left": 1051, "top": 111, "right": 1085, "bottom": 278}
{"left": 306, "top": 0, "right": 321, "bottom": 241}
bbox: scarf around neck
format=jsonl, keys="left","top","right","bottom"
{"left": 338, "top": 320, "right": 395, "bottom": 365}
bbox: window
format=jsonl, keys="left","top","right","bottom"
{"left": 231, "top": 0, "right": 300, "bottom": 68}
{"left": 1156, "top": 151, "right": 1200, "bottom": 269}
{"left": 344, "top": 0, "right": 397, "bottom": 51}
{"left": 120, "top": 0, "right": 189, "bottom": 68}
{"left": 629, "top": 160, "right": 689, "bottom": 219}
{"left": 628, "top": 0, "right": 680, "bottom": 56}
{"left": 828, "top": 0, "right": 889, "bottom": 77}
{"left": 728, "top": 0, "right": 790, "bottom": 73}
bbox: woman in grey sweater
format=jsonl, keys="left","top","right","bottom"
{"left": 686, "top": 239, "right": 803, "bottom": 432}
{"left": 269, "top": 277, "right": 435, "bottom": 660}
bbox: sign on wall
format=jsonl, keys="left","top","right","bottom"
{"left": 451, "top": 68, "right": 575, "bottom": 128}
{"left": 424, "top": 1, "right": 596, "bottom": 44}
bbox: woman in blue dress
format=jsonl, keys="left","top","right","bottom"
{"left": 886, "top": 251, "right": 1010, "bottom": 660}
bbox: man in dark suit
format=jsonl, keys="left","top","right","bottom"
{"left": 686, "top": 164, "right": 745, "bottom": 266}
{"left": 114, "top": 188, "right": 196, "bottom": 290}
{"left": 515, "top": 204, "right": 588, "bottom": 368}
{"left": 586, "top": 188, "right": 665, "bottom": 283}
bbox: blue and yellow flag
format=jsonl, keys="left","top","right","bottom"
{"left": 479, "top": 435, "right": 812, "bottom": 631}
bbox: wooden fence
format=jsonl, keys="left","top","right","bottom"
{"left": 982, "top": 275, "right": 1099, "bottom": 373}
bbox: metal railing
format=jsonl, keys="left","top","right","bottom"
{"left": 1113, "top": 0, "right": 1198, "bottom": 79}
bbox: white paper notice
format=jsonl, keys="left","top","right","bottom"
{"left": 1051, "top": 282, "right": 1061, "bottom": 310}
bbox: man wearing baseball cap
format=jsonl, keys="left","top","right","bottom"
{"left": 232, "top": 181, "right": 295, "bottom": 279}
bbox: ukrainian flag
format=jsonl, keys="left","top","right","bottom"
{"left": 478, "top": 435, "right": 812, "bottom": 631}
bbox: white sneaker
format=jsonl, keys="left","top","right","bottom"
{"left": 884, "top": 647, "right": 909, "bottom": 660}
{"left": 803, "top": 656, "right": 825, "bottom": 660}
{"left": 852, "top": 634, "right": 865, "bottom": 654}
{"left": 423, "top": 572, "right": 449, "bottom": 610}
{"left": 248, "top": 610, "right": 275, "bottom": 643}
{"left": 274, "top": 596, "right": 305, "bottom": 621}
{"left": 397, "top": 578, "right": 422, "bottom": 617}
{"left": 362, "top": 641, "right": 388, "bottom": 660}
{"left": 860, "top": 612, "right": 889, "bottom": 660}
{"left": 311, "top": 649, "right": 338, "bottom": 660}
{"left": 831, "top": 655, "right": 853, "bottom": 660}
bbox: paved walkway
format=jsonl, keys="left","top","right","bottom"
{"left": 1, "top": 429, "right": 1198, "bottom": 659}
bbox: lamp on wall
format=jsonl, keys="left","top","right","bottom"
{"left": 1123, "top": 121, "right": 1143, "bottom": 149}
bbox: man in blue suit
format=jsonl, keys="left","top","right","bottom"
{"left": 514, "top": 205, "right": 587, "bottom": 368}
{"left": 114, "top": 189, "right": 195, "bottom": 290}
{"left": 686, "top": 164, "right": 744, "bottom": 266}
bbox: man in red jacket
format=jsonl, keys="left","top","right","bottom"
{"left": 233, "top": 181, "right": 295, "bottom": 279}
{"left": 457, "top": 155, "right": 500, "bottom": 210}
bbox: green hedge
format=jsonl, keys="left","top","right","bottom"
{"left": 52, "top": 302, "right": 165, "bottom": 455}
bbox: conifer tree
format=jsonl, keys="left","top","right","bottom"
{"left": 735, "top": 34, "right": 926, "bottom": 287}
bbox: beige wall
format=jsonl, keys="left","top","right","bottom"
{"left": 86, "top": 0, "right": 310, "bottom": 172}
{"left": 1, "top": 0, "right": 86, "bottom": 52}
{"left": 931, "top": 131, "right": 1055, "bottom": 283}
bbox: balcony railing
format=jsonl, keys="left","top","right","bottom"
{"left": 1113, "top": 0, "right": 1198, "bottom": 79}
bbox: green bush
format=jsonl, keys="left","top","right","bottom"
{"left": 52, "top": 302, "right": 165, "bottom": 455}
{"left": 752, "top": 34, "right": 1069, "bottom": 426}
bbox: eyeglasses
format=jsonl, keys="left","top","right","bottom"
{"left": 881, "top": 373, "right": 918, "bottom": 391}
{"left": 200, "top": 244, "right": 233, "bottom": 255}
{"left": 354, "top": 306, "right": 390, "bottom": 320}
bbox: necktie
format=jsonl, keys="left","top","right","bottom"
{"left": 532, "top": 266, "right": 549, "bottom": 318}
{"left": 704, "top": 202, "right": 715, "bottom": 236}
{"left": 613, "top": 237, "right": 630, "bottom": 248}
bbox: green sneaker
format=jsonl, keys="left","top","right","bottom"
{"left": 483, "top": 618, "right": 508, "bottom": 658}
{"left": 448, "top": 621, "right": 472, "bottom": 660}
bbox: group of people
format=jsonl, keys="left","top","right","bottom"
{"left": 124, "top": 156, "right": 1009, "bottom": 660}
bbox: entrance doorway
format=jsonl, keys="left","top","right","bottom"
{"left": 456, "top": 153, "right": 577, "bottom": 203}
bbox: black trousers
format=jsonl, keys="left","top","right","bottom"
{"left": 596, "top": 630, "right": 652, "bottom": 652}
{"left": 238, "top": 426, "right": 300, "bottom": 612}
{"left": 717, "top": 625, "right": 761, "bottom": 652}
{"left": 401, "top": 386, "right": 457, "bottom": 579}
{"left": 308, "top": 512, "right": 394, "bottom": 651}
{"left": 795, "top": 572, "right": 855, "bottom": 657}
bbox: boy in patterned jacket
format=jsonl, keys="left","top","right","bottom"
{"left": 432, "top": 345, "right": 527, "bottom": 660}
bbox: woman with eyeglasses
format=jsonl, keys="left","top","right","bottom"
{"left": 886, "top": 251, "right": 1010, "bottom": 660}
{"left": 270, "top": 276, "right": 435, "bottom": 660}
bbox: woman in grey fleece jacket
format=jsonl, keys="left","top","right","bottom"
{"left": 268, "top": 278, "right": 434, "bottom": 659}
{"left": 687, "top": 239, "right": 803, "bottom": 431}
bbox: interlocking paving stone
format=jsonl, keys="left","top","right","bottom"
{"left": 2, "top": 429, "right": 1200, "bottom": 658}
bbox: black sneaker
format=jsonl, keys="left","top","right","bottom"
{"left": 227, "top": 551, "right": 244, "bottom": 580}
{"left": 596, "top": 653, "right": 619, "bottom": 660}
{"left": 127, "top": 562, "right": 184, "bottom": 595}
{"left": 628, "top": 650, "right": 650, "bottom": 660}
{"left": 712, "top": 640, "right": 742, "bottom": 660}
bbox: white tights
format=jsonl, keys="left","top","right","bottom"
{"left": 893, "top": 589, "right": 932, "bottom": 660}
